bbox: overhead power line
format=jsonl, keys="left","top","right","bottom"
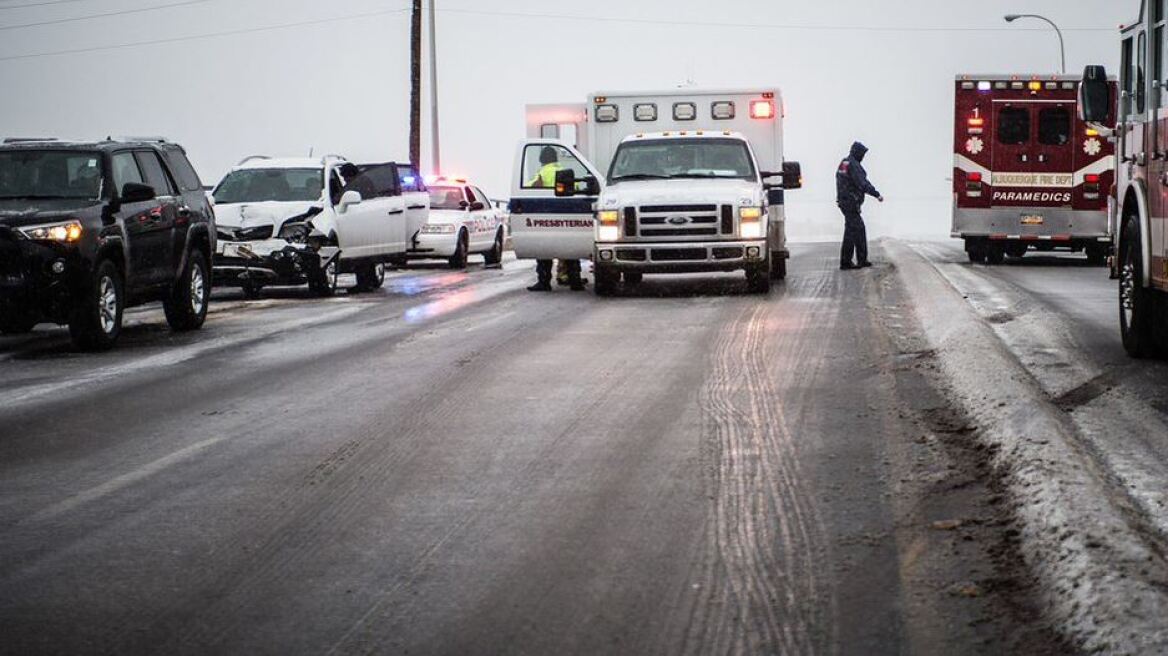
{"left": 0, "top": 0, "right": 102, "bottom": 10}
{"left": 0, "top": 0, "right": 210, "bottom": 31}
{"left": 0, "top": 7, "right": 409, "bottom": 61}
{"left": 438, "top": 7, "right": 1115, "bottom": 33}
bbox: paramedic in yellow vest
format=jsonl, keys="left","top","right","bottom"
{"left": 527, "top": 146, "right": 586, "bottom": 292}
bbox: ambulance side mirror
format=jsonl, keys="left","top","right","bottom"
{"left": 554, "top": 169, "right": 599, "bottom": 197}
{"left": 782, "top": 161, "right": 803, "bottom": 190}
{"left": 1079, "top": 65, "right": 1112, "bottom": 125}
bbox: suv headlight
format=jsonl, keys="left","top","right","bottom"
{"left": 278, "top": 221, "right": 310, "bottom": 244}
{"left": 19, "top": 220, "right": 83, "bottom": 243}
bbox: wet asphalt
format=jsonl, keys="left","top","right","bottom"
{"left": 0, "top": 243, "right": 1065, "bottom": 655}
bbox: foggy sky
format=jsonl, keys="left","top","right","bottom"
{"left": 0, "top": 0, "right": 1133, "bottom": 240}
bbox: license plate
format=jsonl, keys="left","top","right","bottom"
{"left": 222, "top": 243, "right": 254, "bottom": 259}
{"left": 1020, "top": 214, "right": 1044, "bottom": 226}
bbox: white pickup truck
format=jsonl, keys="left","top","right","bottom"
{"left": 211, "top": 156, "right": 430, "bottom": 296}
{"left": 509, "top": 89, "right": 801, "bottom": 295}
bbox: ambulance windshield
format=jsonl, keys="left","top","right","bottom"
{"left": 608, "top": 138, "right": 756, "bottom": 182}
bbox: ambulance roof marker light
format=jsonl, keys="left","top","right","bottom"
{"left": 749, "top": 99, "right": 775, "bottom": 119}
{"left": 977, "top": 81, "right": 992, "bottom": 92}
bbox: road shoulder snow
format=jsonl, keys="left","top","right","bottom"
{"left": 886, "top": 239, "right": 1168, "bottom": 654}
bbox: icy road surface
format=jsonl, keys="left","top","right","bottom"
{"left": 0, "top": 244, "right": 1109, "bottom": 655}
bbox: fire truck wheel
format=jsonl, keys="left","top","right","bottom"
{"left": 985, "top": 245, "right": 1006, "bottom": 266}
{"left": 1119, "top": 220, "right": 1160, "bottom": 358}
{"left": 594, "top": 265, "right": 618, "bottom": 297}
{"left": 965, "top": 240, "right": 985, "bottom": 264}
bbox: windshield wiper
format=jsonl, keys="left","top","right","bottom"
{"left": 664, "top": 173, "right": 734, "bottom": 179}
{"left": 610, "top": 173, "right": 670, "bottom": 182}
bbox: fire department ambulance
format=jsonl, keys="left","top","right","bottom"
{"left": 1080, "top": 0, "right": 1168, "bottom": 357}
{"left": 510, "top": 88, "right": 802, "bottom": 295}
{"left": 952, "top": 74, "right": 1117, "bottom": 265}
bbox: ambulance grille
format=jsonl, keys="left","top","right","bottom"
{"left": 635, "top": 205, "right": 722, "bottom": 240}
{"left": 624, "top": 207, "right": 637, "bottom": 237}
{"left": 721, "top": 205, "right": 733, "bottom": 234}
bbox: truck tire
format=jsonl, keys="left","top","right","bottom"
{"left": 770, "top": 255, "right": 787, "bottom": 280}
{"left": 594, "top": 265, "right": 619, "bottom": 297}
{"left": 623, "top": 272, "right": 643, "bottom": 285}
{"left": 483, "top": 230, "right": 504, "bottom": 266}
{"left": 69, "top": 258, "right": 124, "bottom": 351}
{"left": 1119, "top": 219, "right": 1160, "bottom": 358}
{"left": 448, "top": 231, "right": 468, "bottom": 269}
{"left": 164, "top": 248, "right": 210, "bottom": 332}
{"left": 746, "top": 265, "right": 771, "bottom": 294}
{"left": 966, "top": 239, "right": 984, "bottom": 264}
{"left": 354, "top": 261, "right": 386, "bottom": 292}
{"left": 309, "top": 258, "right": 339, "bottom": 297}
{"left": 985, "top": 244, "right": 1006, "bottom": 265}
{"left": 1006, "top": 243, "right": 1028, "bottom": 259}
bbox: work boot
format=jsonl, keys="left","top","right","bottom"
{"left": 527, "top": 281, "right": 552, "bottom": 292}
{"left": 840, "top": 262, "right": 859, "bottom": 270}
{"left": 858, "top": 261, "right": 873, "bottom": 268}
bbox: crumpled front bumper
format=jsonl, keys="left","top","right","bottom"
{"left": 213, "top": 238, "right": 339, "bottom": 287}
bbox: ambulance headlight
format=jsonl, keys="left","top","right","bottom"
{"left": 597, "top": 225, "right": 620, "bottom": 242}
{"left": 598, "top": 210, "right": 619, "bottom": 224}
{"left": 740, "top": 222, "right": 764, "bottom": 240}
{"left": 739, "top": 207, "right": 763, "bottom": 221}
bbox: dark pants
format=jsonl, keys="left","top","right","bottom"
{"left": 536, "top": 259, "right": 581, "bottom": 285}
{"left": 840, "top": 208, "right": 869, "bottom": 265}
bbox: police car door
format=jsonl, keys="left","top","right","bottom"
{"left": 509, "top": 140, "right": 602, "bottom": 260}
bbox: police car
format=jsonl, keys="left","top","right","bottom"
{"left": 409, "top": 177, "right": 505, "bottom": 268}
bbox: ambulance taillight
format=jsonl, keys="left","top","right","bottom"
{"left": 966, "top": 172, "right": 984, "bottom": 197}
{"left": 1085, "top": 174, "right": 1101, "bottom": 200}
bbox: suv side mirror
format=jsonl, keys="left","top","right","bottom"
{"left": 338, "top": 190, "right": 363, "bottom": 213}
{"left": 554, "top": 169, "right": 599, "bottom": 197}
{"left": 782, "top": 161, "right": 803, "bottom": 190}
{"left": 121, "top": 182, "right": 156, "bottom": 204}
{"left": 1079, "top": 65, "right": 1112, "bottom": 125}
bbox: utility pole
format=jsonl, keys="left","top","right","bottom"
{"left": 427, "top": 0, "right": 441, "bottom": 176}
{"left": 409, "top": 0, "right": 422, "bottom": 169}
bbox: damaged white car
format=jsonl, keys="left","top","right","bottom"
{"left": 211, "top": 155, "right": 428, "bottom": 297}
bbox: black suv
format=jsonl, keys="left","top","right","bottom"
{"left": 0, "top": 138, "right": 215, "bottom": 349}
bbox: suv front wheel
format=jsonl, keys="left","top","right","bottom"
{"left": 70, "top": 259, "right": 124, "bottom": 350}
{"left": 165, "top": 248, "right": 210, "bottom": 331}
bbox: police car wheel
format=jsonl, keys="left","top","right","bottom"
{"left": 448, "top": 232, "right": 468, "bottom": 269}
{"left": 483, "top": 231, "right": 504, "bottom": 266}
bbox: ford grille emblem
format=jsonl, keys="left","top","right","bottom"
{"left": 666, "top": 216, "right": 690, "bottom": 226}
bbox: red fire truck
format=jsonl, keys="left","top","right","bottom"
{"left": 952, "top": 74, "right": 1117, "bottom": 265}
{"left": 1080, "top": 0, "right": 1168, "bottom": 357}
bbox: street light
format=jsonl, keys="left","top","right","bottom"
{"left": 1004, "top": 14, "right": 1066, "bottom": 75}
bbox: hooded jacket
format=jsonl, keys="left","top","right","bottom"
{"left": 836, "top": 142, "right": 881, "bottom": 211}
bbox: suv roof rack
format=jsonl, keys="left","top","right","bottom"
{"left": 322, "top": 154, "right": 348, "bottom": 164}
{"left": 110, "top": 136, "right": 170, "bottom": 144}
{"left": 237, "top": 155, "right": 272, "bottom": 166}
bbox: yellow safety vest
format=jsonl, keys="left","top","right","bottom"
{"left": 530, "top": 162, "right": 563, "bottom": 188}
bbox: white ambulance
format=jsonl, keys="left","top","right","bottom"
{"left": 509, "top": 89, "right": 802, "bottom": 294}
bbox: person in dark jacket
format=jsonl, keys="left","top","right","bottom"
{"left": 836, "top": 141, "right": 883, "bottom": 270}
